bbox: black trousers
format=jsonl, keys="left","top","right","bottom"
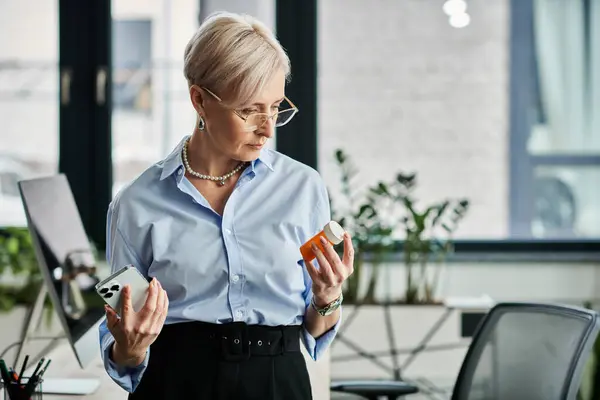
{"left": 128, "top": 321, "right": 313, "bottom": 400}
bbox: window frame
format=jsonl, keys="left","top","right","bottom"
{"left": 58, "top": 0, "right": 112, "bottom": 251}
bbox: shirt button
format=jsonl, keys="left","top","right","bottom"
{"left": 235, "top": 310, "right": 244, "bottom": 320}
{"left": 232, "top": 275, "right": 240, "bottom": 283}
{"left": 224, "top": 229, "right": 232, "bottom": 235}
{"left": 177, "top": 168, "right": 183, "bottom": 175}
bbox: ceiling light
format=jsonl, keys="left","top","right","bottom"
{"left": 449, "top": 12, "right": 471, "bottom": 28}
{"left": 443, "top": 0, "right": 468, "bottom": 16}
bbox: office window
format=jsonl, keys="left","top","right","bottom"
{"left": 111, "top": 0, "right": 200, "bottom": 196}
{"left": 317, "top": 0, "right": 600, "bottom": 240}
{"left": 113, "top": 20, "right": 152, "bottom": 113}
{"left": 0, "top": 0, "right": 58, "bottom": 227}
{"left": 523, "top": 0, "right": 600, "bottom": 239}
{"left": 111, "top": 0, "right": 277, "bottom": 196}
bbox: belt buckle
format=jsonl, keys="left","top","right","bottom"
{"left": 221, "top": 322, "right": 250, "bottom": 362}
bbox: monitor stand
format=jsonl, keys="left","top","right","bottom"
{"left": 13, "top": 286, "right": 100, "bottom": 395}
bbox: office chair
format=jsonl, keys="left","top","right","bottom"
{"left": 450, "top": 302, "right": 600, "bottom": 400}
{"left": 329, "top": 296, "right": 494, "bottom": 400}
{"left": 330, "top": 380, "right": 418, "bottom": 400}
{"left": 330, "top": 391, "right": 369, "bottom": 400}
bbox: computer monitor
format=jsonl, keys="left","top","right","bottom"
{"left": 17, "top": 174, "right": 103, "bottom": 394}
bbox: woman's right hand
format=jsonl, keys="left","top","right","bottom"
{"left": 105, "top": 277, "right": 169, "bottom": 367}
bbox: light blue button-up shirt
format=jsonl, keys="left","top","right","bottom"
{"left": 98, "top": 136, "right": 342, "bottom": 393}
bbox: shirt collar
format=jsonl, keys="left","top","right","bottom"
{"left": 159, "top": 136, "right": 186, "bottom": 180}
{"left": 254, "top": 148, "right": 274, "bottom": 171}
{"left": 159, "top": 135, "right": 274, "bottom": 181}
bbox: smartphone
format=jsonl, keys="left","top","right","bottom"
{"left": 95, "top": 265, "right": 150, "bottom": 315}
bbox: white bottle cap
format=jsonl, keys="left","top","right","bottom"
{"left": 323, "top": 221, "right": 345, "bottom": 245}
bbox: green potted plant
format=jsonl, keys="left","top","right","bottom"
{"left": 391, "top": 173, "right": 469, "bottom": 304}
{"left": 330, "top": 150, "right": 395, "bottom": 304}
{"left": 330, "top": 149, "right": 469, "bottom": 304}
{"left": 0, "top": 227, "right": 42, "bottom": 311}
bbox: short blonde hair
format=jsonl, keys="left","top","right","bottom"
{"left": 183, "top": 11, "right": 291, "bottom": 108}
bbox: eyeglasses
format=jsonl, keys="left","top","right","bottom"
{"left": 201, "top": 87, "right": 299, "bottom": 132}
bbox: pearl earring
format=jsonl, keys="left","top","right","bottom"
{"left": 198, "top": 116, "right": 206, "bottom": 131}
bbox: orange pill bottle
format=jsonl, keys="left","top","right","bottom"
{"left": 300, "top": 221, "right": 346, "bottom": 262}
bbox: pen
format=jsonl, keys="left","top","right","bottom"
{"left": 30, "top": 357, "right": 44, "bottom": 380}
{"left": 23, "top": 358, "right": 44, "bottom": 389}
{"left": 9, "top": 368, "right": 18, "bottom": 383}
{"left": 37, "top": 359, "right": 51, "bottom": 380}
{"left": 17, "top": 354, "right": 28, "bottom": 385}
{"left": 24, "top": 357, "right": 47, "bottom": 395}
{"left": 0, "top": 359, "right": 11, "bottom": 385}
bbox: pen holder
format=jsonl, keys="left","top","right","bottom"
{"left": 1, "top": 377, "right": 43, "bottom": 400}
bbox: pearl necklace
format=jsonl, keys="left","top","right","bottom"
{"left": 182, "top": 138, "right": 247, "bottom": 186}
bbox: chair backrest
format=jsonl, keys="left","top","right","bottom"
{"left": 451, "top": 302, "right": 600, "bottom": 400}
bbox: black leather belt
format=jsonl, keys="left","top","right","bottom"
{"left": 158, "top": 321, "right": 301, "bottom": 362}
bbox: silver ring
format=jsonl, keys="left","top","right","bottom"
{"left": 258, "top": 340, "right": 263, "bottom": 346}
{"left": 234, "top": 338, "right": 240, "bottom": 344}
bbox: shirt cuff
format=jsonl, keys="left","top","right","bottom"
{"left": 301, "top": 306, "right": 343, "bottom": 361}
{"left": 101, "top": 335, "right": 149, "bottom": 393}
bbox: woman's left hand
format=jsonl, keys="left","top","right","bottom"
{"left": 304, "top": 233, "right": 355, "bottom": 307}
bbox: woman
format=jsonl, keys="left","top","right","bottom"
{"left": 98, "top": 11, "right": 354, "bottom": 400}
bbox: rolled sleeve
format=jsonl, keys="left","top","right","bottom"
{"left": 301, "top": 303, "right": 342, "bottom": 360}
{"left": 99, "top": 319, "right": 149, "bottom": 392}
{"left": 299, "top": 179, "right": 343, "bottom": 360}
{"left": 100, "top": 201, "right": 150, "bottom": 392}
